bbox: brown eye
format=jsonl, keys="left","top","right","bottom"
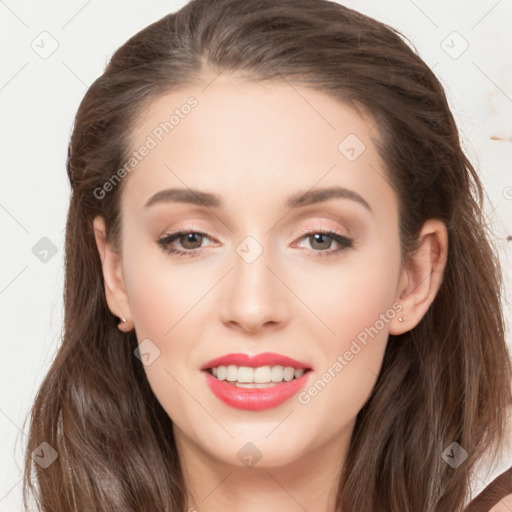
{"left": 308, "top": 233, "right": 335, "bottom": 250}
{"left": 157, "top": 229, "right": 212, "bottom": 257}
{"left": 293, "top": 230, "right": 353, "bottom": 258}
{"left": 178, "top": 232, "right": 204, "bottom": 250}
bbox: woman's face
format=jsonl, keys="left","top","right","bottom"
{"left": 100, "top": 75, "right": 407, "bottom": 469}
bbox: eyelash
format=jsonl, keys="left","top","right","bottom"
{"left": 157, "top": 227, "right": 353, "bottom": 259}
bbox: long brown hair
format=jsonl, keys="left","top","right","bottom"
{"left": 22, "top": 0, "right": 512, "bottom": 510}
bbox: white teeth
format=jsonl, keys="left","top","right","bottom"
{"left": 209, "top": 365, "right": 308, "bottom": 383}
{"left": 226, "top": 365, "right": 238, "bottom": 381}
{"left": 271, "top": 365, "right": 284, "bottom": 382}
{"left": 237, "top": 366, "right": 254, "bottom": 382}
{"left": 283, "top": 367, "right": 295, "bottom": 381}
{"left": 254, "top": 366, "right": 271, "bottom": 383}
{"left": 234, "top": 382, "right": 277, "bottom": 389}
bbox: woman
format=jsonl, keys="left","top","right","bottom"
{"left": 23, "top": 0, "right": 512, "bottom": 510}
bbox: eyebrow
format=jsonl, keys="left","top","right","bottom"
{"left": 143, "top": 186, "right": 372, "bottom": 213}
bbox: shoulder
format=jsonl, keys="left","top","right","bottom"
{"left": 464, "top": 466, "right": 512, "bottom": 512}
{"left": 488, "top": 493, "right": 512, "bottom": 512}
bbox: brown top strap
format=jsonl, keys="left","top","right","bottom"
{"left": 464, "top": 466, "right": 512, "bottom": 511}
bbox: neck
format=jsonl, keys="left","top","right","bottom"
{"left": 175, "top": 425, "right": 351, "bottom": 512}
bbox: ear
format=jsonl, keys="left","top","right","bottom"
{"left": 389, "top": 219, "right": 448, "bottom": 335}
{"left": 93, "top": 215, "right": 132, "bottom": 329}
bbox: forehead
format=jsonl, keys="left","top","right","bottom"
{"left": 121, "top": 75, "right": 395, "bottom": 217}
{"left": 130, "top": 75, "right": 376, "bottom": 152}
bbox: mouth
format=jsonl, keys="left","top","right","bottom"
{"left": 204, "top": 365, "right": 313, "bottom": 389}
{"left": 200, "top": 352, "right": 314, "bottom": 409}
{"left": 202, "top": 364, "right": 313, "bottom": 411}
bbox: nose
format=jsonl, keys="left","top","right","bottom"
{"left": 219, "top": 239, "right": 290, "bottom": 333}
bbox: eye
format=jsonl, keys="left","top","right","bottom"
{"left": 292, "top": 229, "right": 353, "bottom": 258}
{"left": 157, "top": 229, "right": 215, "bottom": 257}
{"left": 157, "top": 228, "right": 354, "bottom": 259}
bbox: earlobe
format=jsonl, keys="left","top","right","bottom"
{"left": 389, "top": 219, "right": 448, "bottom": 335}
{"left": 93, "top": 216, "right": 133, "bottom": 331}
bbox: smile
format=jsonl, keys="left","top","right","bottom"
{"left": 203, "top": 367, "right": 313, "bottom": 411}
{"left": 208, "top": 365, "right": 308, "bottom": 387}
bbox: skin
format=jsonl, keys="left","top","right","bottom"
{"left": 490, "top": 495, "right": 512, "bottom": 511}
{"left": 94, "top": 73, "right": 448, "bottom": 512}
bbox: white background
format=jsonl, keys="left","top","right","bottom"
{"left": 1, "top": 0, "right": 511, "bottom": 509}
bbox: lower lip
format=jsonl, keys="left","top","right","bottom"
{"left": 203, "top": 370, "right": 311, "bottom": 411}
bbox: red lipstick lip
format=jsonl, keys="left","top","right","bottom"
{"left": 200, "top": 352, "right": 312, "bottom": 371}
{"left": 203, "top": 370, "right": 311, "bottom": 411}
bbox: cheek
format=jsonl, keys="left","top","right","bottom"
{"left": 293, "top": 239, "right": 401, "bottom": 414}
{"left": 121, "top": 238, "right": 214, "bottom": 374}
{"left": 122, "top": 246, "right": 204, "bottom": 420}
{"left": 123, "top": 240, "right": 202, "bottom": 340}
{"left": 298, "top": 242, "right": 401, "bottom": 347}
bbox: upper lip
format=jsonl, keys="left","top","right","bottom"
{"left": 200, "top": 352, "right": 312, "bottom": 370}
